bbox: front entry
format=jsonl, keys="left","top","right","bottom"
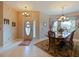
{"left": 24, "top": 20, "right": 33, "bottom": 41}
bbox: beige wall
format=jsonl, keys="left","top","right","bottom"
{"left": 3, "top": 2, "right": 18, "bottom": 47}
{"left": 17, "top": 12, "right": 24, "bottom": 39}
{"left": 74, "top": 16, "right": 79, "bottom": 40}
{"left": 17, "top": 11, "right": 40, "bottom": 40}
{"left": 0, "top": 2, "right": 3, "bottom": 47}
{"left": 39, "top": 13, "right": 49, "bottom": 39}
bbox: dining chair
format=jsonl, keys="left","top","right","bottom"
{"left": 65, "top": 30, "right": 76, "bottom": 56}
{"left": 48, "top": 30, "right": 55, "bottom": 51}
{"left": 66, "top": 30, "right": 75, "bottom": 50}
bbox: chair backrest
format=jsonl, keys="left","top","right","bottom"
{"left": 65, "top": 30, "right": 75, "bottom": 42}
{"left": 48, "top": 31, "right": 56, "bottom": 49}
{"left": 70, "top": 30, "right": 75, "bottom": 41}
{"left": 48, "top": 30, "right": 55, "bottom": 38}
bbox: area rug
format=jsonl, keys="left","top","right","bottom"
{"left": 19, "top": 40, "right": 31, "bottom": 46}
{"left": 35, "top": 39, "right": 79, "bottom": 57}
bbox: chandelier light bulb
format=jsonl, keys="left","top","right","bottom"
{"left": 25, "top": 12, "right": 27, "bottom": 14}
{"left": 63, "top": 16, "right": 66, "bottom": 19}
{"left": 22, "top": 6, "right": 30, "bottom": 17}
{"left": 27, "top": 13, "right": 29, "bottom": 15}
{"left": 22, "top": 13, "right": 24, "bottom": 15}
{"left": 58, "top": 19, "right": 61, "bottom": 21}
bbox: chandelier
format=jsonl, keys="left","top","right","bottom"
{"left": 57, "top": 7, "right": 69, "bottom": 21}
{"left": 22, "top": 6, "right": 30, "bottom": 17}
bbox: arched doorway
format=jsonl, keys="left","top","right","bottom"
{"left": 24, "top": 20, "right": 36, "bottom": 41}
{"left": 24, "top": 20, "right": 33, "bottom": 41}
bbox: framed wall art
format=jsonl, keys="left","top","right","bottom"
{"left": 4, "top": 19, "right": 9, "bottom": 24}
{"left": 12, "top": 22, "right": 16, "bottom": 27}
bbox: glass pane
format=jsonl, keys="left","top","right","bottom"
{"left": 33, "top": 21, "right": 36, "bottom": 38}
{"left": 61, "top": 20, "right": 75, "bottom": 32}
{"left": 52, "top": 21, "right": 58, "bottom": 32}
{"left": 25, "top": 21, "right": 31, "bottom": 36}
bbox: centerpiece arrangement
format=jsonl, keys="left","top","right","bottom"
{"left": 57, "top": 28, "right": 64, "bottom": 36}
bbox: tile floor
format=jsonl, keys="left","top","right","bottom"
{"left": 0, "top": 38, "right": 52, "bottom": 57}
{"left": 0, "top": 38, "right": 79, "bottom": 57}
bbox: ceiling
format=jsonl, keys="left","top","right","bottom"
{"left": 4, "top": 1, "right": 79, "bottom": 16}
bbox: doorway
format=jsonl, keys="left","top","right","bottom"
{"left": 24, "top": 20, "right": 36, "bottom": 41}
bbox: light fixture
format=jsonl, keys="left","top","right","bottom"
{"left": 22, "top": 6, "right": 30, "bottom": 17}
{"left": 57, "top": 7, "right": 69, "bottom": 21}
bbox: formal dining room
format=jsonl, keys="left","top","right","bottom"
{"left": 0, "top": 1, "right": 79, "bottom": 57}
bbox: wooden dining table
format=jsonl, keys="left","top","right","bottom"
{"left": 47, "top": 31, "right": 71, "bottom": 41}
{"left": 47, "top": 31, "right": 72, "bottom": 50}
{"left": 55, "top": 32, "right": 71, "bottom": 41}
